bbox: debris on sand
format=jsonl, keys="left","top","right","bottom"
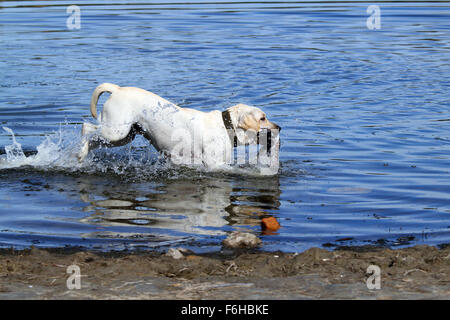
{"left": 0, "top": 245, "right": 449, "bottom": 299}
{"left": 164, "top": 248, "right": 193, "bottom": 259}
{"left": 222, "top": 232, "right": 262, "bottom": 248}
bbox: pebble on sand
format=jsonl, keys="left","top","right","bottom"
{"left": 165, "top": 247, "right": 193, "bottom": 259}
{"left": 222, "top": 232, "right": 262, "bottom": 248}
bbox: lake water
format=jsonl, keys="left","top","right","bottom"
{"left": 0, "top": 1, "right": 449, "bottom": 252}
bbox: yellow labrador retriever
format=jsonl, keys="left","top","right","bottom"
{"left": 78, "top": 83, "right": 280, "bottom": 169}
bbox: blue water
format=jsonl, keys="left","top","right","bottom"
{"left": 0, "top": 1, "right": 449, "bottom": 252}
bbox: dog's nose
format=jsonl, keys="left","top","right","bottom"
{"left": 274, "top": 124, "right": 281, "bottom": 131}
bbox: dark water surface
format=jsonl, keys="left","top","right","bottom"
{"left": 0, "top": 1, "right": 449, "bottom": 252}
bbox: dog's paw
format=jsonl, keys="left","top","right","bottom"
{"left": 77, "top": 142, "right": 89, "bottom": 162}
{"left": 77, "top": 153, "right": 86, "bottom": 163}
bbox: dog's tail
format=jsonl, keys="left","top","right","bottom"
{"left": 90, "top": 83, "right": 120, "bottom": 119}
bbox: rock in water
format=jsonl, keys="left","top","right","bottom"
{"left": 222, "top": 232, "right": 261, "bottom": 248}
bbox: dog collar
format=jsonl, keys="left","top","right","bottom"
{"left": 222, "top": 110, "right": 237, "bottom": 147}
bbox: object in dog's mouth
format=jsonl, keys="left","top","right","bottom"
{"left": 258, "top": 128, "right": 280, "bottom": 156}
{"left": 254, "top": 128, "right": 280, "bottom": 175}
{"left": 266, "top": 129, "right": 273, "bottom": 155}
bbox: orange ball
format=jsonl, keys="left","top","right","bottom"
{"left": 261, "top": 217, "right": 280, "bottom": 231}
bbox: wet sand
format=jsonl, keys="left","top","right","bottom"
{"left": 0, "top": 245, "right": 449, "bottom": 299}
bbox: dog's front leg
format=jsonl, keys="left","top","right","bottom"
{"left": 201, "top": 137, "right": 232, "bottom": 170}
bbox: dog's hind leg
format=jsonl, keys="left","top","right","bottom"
{"left": 82, "top": 122, "right": 99, "bottom": 136}
{"left": 78, "top": 122, "right": 137, "bottom": 162}
{"left": 78, "top": 122, "right": 99, "bottom": 162}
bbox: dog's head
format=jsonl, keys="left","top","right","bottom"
{"left": 225, "top": 104, "right": 280, "bottom": 145}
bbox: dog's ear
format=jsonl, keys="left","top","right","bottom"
{"left": 239, "top": 112, "right": 260, "bottom": 132}
{"left": 228, "top": 104, "right": 264, "bottom": 132}
{"left": 230, "top": 104, "right": 260, "bottom": 132}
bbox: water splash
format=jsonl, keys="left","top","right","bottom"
{"left": 0, "top": 124, "right": 280, "bottom": 179}
{"left": 0, "top": 124, "right": 170, "bottom": 179}
{"left": 2, "top": 127, "right": 26, "bottom": 163}
{"left": 1, "top": 125, "right": 83, "bottom": 171}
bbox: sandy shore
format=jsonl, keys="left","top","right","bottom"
{"left": 0, "top": 245, "right": 448, "bottom": 299}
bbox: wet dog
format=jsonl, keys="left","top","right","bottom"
{"left": 78, "top": 83, "right": 280, "bottom": 169}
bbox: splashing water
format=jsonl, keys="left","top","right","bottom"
{"left": 2, "top": 127, "right": 26, "bottom": 163}
{"left": 1, "top": 125, "right": 89, "bottom": 170}
{"left": 0, "top": 124, "right": 173, "bottom": 179}
{"left": 1, "top": 124, "right": 280, "bottom": 180}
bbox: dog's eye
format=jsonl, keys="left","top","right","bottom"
{"left": 260, "top": 117, "right": 266, "bottom": 121}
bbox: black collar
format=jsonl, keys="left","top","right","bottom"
{"left": 222, "top": 110, "right": 237, "bottom": 147}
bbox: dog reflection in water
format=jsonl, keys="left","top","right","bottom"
{"left": 77, "top": 177, "right": 281, "bottom": 237}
